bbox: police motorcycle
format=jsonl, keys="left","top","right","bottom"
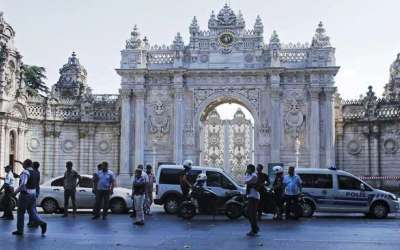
{"left": 178, "top": 173, "right": 243, "bottom": 220}
{"left": 284, "top": 193, "right": 305, "bottom": 219}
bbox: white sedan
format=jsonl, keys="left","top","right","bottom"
{"left": 37, "top": 175, "right": 133, "bottom": 214}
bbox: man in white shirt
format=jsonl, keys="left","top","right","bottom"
{"left": 244, "top": 164, "right": 260, "bottom": 237}
{"left": 0, "top": 165, "right": 15, "bottom": 220}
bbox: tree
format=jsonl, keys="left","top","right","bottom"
{"left": 21, "top": 64, "right": 49, "bottom": 96}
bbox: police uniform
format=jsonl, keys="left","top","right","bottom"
{"left": 14, "top": 167, "right": 47, "bottom": 235}
{"left": 1, "top": 170, "right": 15, "bottom": 219}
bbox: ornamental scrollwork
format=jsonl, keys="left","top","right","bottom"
{"left": 283, "top": 90, "right": 306, "bottom": 148}
{"left": 147, "top": 88, "right": 172, "bottom": 144}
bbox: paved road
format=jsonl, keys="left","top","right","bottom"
{"left": 1, "top": 208, "right": 399, "bottom": 250}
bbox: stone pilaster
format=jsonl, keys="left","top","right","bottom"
{"left": 270, "top": 74, "right": 282, "bottom": 163}
{"left": 324, "top": 87, "right": 336, "bottom": 167}
{"left": 134, "top": 89, "right": 145, "bottom": 168}
{"left": 173, "top": 72, "right": 184, "bottom": 164}
{"left": 119, "top": 88, "right": 132, "bottom": 176}
{"left": 309, "top": 87, "right": 321, "bottom": 168}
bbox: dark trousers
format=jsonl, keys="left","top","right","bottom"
{"left": 247, "top": 198, "right": 259, "bottom": 233}
{"left": 257, "top": 189, "right": 267, "bottom": 217}
{"left": 1, "top": 188, "right": 14, "bottom": 219}
{"left": 64, "top": 189, "right": 77, "bottom": 215}
{"left": 17, "top": 193, "right": 45, "bottom": 233}
{"left": 94, "top": 190, "right": 110, "bottom": 217}
{"left": 285, "top": 194, "right": 299, "bottom": 218}
{"left": 274, "top": 192, "right": 284, "bottom": 218}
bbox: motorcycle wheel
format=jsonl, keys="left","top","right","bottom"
{"left": 178, "top": 202, "right": 196, "bottom": 220}
{"left": 225, "top": 203, "right": 242, "bottom": 220}
{"left": 242, "top": 203, "right": 249, "bottom": 218}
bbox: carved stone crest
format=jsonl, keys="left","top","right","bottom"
{"left": 147, "top": 89, "right": 172, "bottom": 143}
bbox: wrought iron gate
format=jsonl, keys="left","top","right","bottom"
{"left": 201, "top": 108, "right": 254, "bottom": 180}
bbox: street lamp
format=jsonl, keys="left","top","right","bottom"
{"left": 295, "top": 135, "right": 301, "bottom": 168}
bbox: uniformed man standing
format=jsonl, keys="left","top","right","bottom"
{"left": 92, "top": 161, "right": 115, "bottom": 220}
{"left": 0, "top": 165, "right": 15, "bottom": 220}
{"left": 12, "top": 159, "right": 47, "bottom": 236}
{"left": 63, "top": 161, "right": 81, "bottom": 217}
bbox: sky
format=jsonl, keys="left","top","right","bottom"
{"left": 1, "top": 0, "right": 400, "bottom": 101}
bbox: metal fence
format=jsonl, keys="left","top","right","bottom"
{"left": 360, "top": 176, "right": 400, "bottom": 195}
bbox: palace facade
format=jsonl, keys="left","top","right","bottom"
{"left": 0, "top": 6, "right": 398, "bottom": 186}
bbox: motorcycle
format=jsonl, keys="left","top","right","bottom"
{"left": 178, "top": 183, "right": 243, "bottom": 220}
{"left": 0, "top": 191, "right": 17, "bottom": 212}
{"left": 242, "top": 189, "right": 305, "bottom": 219}
{"left": 284, "top": 194, "right": 305, "bottom": 219}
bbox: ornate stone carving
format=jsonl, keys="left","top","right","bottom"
{"left": 27, "top": 137, "right": 41, "bottom": 152}
{"left": 62, "top": 139, "right": 75, "bottom": 152}
{"left": 194, "top": 87, "right": 259, "bottom": 113}
{"left": 283, "top": 90, "right": 306, "bottom": 148}
{"left": 258, "top": 121, "right": 271, "bottom": 146}
{"left": 311, "top": 22, "right": 331, "bottom": 48}
{"left": 383, "top": 138, "right": 398, "bottom": 154}
{"left": 98, "top": 140, "right": 112, "bottom": 154}
{"left": 147, "top": 88, "right": 172, "bottom": 143}
{"left": 347, "top": 139, "right": 362, "bottom": 155}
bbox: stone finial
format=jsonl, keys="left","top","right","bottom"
{"left": 208, "top": 10, "right": 217, "bottom": 28}
{"left": 237, "top": 10, "right": 245, "bottom": 27}
{"left": 68, "top": 51, "right": 80, "bottom": 65}
{"left": 311, "top": 21, "right": 331, "bottom": 48}
{"left": 126, "top": 25, "right": 143, "bottom": 49}
{"left": 390, "top": 53, "right": 400, "bottom": 80}
{"left": 254, "top": 15, "right": 263, "bottom": 34}
{"left": 173, "top": 32, "right": 184, "bottom": 50}
{"left": 190, "top": 16, "right": 199, "bottom": 34}
{"left": 269, "top": 30, "right": 280, "bottom": 45}
{"left": 0, "top": 11, "right": 3, "bottom": 22}
{"left": 217, "top": 4, "right": 237, "bottom": 26}
{"left": 363, "top": 86, "right": 378, "bottom": 119}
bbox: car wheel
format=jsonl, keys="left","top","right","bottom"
{"left": 225, "top": 203, "right": 242, "bottom": 220}
{"left": 371, "top": 202, "right": 389, "bottom": 219}
{"left": 164, "top": 196, "right": 179, "bottom": 214}
{"left": 110, "top": 198, "right": 128, "bottom": 214}
{"left": 302, "top": 200, "right": 315, "bottom": 218}
{"left": 42, "top": 198, "right": 59, "bottom": 214}
{"left": 178, "top": 202, "right": 196, "bottom": 220}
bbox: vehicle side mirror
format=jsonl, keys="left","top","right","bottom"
{"left": 360, "top": 183, "right": 366, "bottom": 191}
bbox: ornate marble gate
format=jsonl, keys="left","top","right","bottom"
{"left": 201, "top": 108, "right": 253, "bottom": 180}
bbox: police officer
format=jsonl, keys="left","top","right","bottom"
{"left": 283, "top": 166, "right": 302, "bottom": 219}
{"left": 92, "top": 161, "right": 115, "bottom": 220}
{"left": 179, "top": 160, "right": 193, "bottom": 200}
{"left": 0, "top": 165, "right": 15, "bottom": 220}
{"left": 256, "top": 164, "right": 270, "bottom": 220}
{"left": 272, "top": 166, "right": 284, "bottom": 220}
{"left": 12, "top": 159, "right": 47, "bottom": 236}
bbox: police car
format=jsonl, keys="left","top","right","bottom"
{"left": 293, "top": 167, "right": 400, "bottom": 219}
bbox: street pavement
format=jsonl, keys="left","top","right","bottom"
{"left": 0, "top": 207, "right": 399, "bottom": 250}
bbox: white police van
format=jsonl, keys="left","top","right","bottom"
{"left": 296, "top": 168, "right": 399, "bottom": 218}
{"left": 154, "top": 164, "right": 245, "bottom": 214}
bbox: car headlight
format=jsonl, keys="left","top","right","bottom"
{"left": 389, "top": 194, "right": 397, "bottom": 200}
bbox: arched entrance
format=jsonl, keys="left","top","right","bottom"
{"left": 198, "top": 97, "right": 256, "bottom": 181}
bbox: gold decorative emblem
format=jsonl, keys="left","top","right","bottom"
{"left": 218, "top": 32, "right": 235, "bottom": 47}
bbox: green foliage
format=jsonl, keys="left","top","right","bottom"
{"left": 21, "top": 64, "right": 49, "bottom": 96}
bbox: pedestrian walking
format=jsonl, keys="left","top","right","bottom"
{"left": 244, "top": 164, "right": 259, "bottom": 237}
{"left": 62, "top": 161, "right": 80, "bottom": 217}
{"left": 0, "top": 165, "right": 15, "bottom": 220}
{"left": 272, "top": 166, "right": 284, "bottom": 220}
{"left": 27, "top": 162, "right": 41, "bottom": 228}
{"left": 12, "top": 159, "right": 47, "bottom": 236}
{"left": 92, "top": 162, "right": 115, "bottom": 220}
{"left": 144, "top": 164, "right": 156, "bottom": 215}
{"left": 256, "top": 164, "right": 270, "bottom": 220}
{"left": 283, "top": 166, "right": 302, "bottom": 219}
{"left": 132, "top": 167, "right": 146, "bottom": 225}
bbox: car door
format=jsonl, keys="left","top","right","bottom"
{"left": 205, "top": 171, "right": 229, "bottom": 197}
{"left": 76, "top": 177, "right": 96, "bottom": 208}
{"left": 334, "top": 175, "right": 370, "bottom": 212}
{"left": 50, "top": 177, "right": 65, "bottom": 206}
{"left": 299, "top": 173, "right": 335, "bottom": 211}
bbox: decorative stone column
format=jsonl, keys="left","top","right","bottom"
{"left": 324, "top": 87, "right": 336, "bottom": 167}
{"left": 309, "top": 87, "right": 321, "bottom": 168}
{"left": 270, "top": 75, "right": 282, "bottom": 163}
{"left": 134, "top": 89, "right": 145, "bottom": 168}
{"left": 119, "top": 89, "right": 132, "bottom": 176}
{"left": 173, "top": 72, "right": 184, "bottom": 164}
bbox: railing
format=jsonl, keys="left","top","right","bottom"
{"left": 360, "top": 176, "right": 400, "bottom": 194}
